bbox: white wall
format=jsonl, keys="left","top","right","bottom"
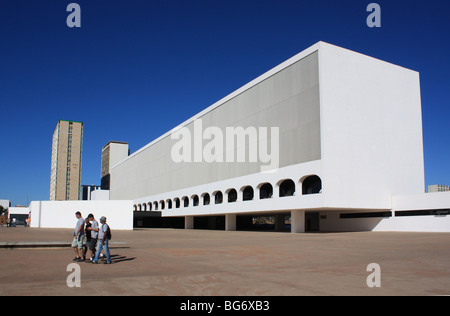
{"left": 91, "top": 190, "right": 110, "bottom": 201}
{"left": 29, "top": 200, "right": 133, "bottom": 230}
{"left": 373, "top": 216, "right": 450, "bottom": 233}
{"left": 133, "top": 160, "right": 323, "bottom": 217}
{"left": 319, "top": 192, "right": 450, "bottom": 233}
{"left": 318, "top": 42, "right": 425, "bottom": 210}
{"left": 8, "top": 207, "right": 30, "bottom": 216}
{"left": 392, "top": 192, "right": 450, "bottom": 211}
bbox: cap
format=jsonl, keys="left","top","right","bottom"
{"left": 100, "top": 216, "right": 107, "bottom": 222}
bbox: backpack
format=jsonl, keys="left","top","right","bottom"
{"left": 103, "top": 223, "right": 112, "bottom": 240}
{"left": 106, "top": 224, "right": 112, "bottom": 240}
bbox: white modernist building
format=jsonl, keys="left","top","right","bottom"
{"left": 106, "top": 42, "right": 449, "bottom": 232}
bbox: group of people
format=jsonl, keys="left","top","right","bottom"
{"left": 72, "top": 211, "right": 111, "bottom": 264}
{"left": 0, "top": 217, "right": 31, "bottom": 227}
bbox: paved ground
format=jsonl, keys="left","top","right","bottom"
{"left": 1, "top": 227, "right": 450, "bottom": 296}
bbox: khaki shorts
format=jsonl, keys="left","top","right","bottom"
{"left": 72, "top": 235, "right": 85, "bottom": 249}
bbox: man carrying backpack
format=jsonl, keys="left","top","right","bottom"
{"left": 92, "top": 216, "right": 111, "bottom": 264}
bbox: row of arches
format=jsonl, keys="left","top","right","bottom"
{"left": 134, "top": 175, "right": 322, "bottom": 212}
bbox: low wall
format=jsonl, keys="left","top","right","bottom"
{"left": 29, "top": 200, "right": 134, "bottom": 231}
{"left": 319, "top": 211, "right": 450, "bottom": 233}
{"left": 373, "top": 215, "right": 450, "bottom": 232}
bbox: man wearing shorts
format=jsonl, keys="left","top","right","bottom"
{"left": 72, "top": 211, "right": 85, "bottom": 262}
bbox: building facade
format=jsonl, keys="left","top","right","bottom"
{"left": 23, "top": 42, "right": 450, "bottom": 233}
{"left": 108, "top": 42, "right": 431, "bottom": 232}
{"left": 50, "top": 120, "right": 83, "bottom": 201}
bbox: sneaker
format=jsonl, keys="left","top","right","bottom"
{"left": 72, "top": 257, "right": 80, "bottom": 262}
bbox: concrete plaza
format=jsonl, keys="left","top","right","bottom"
{"left": 1, "top": 227, "right": 450, "bottom": 296}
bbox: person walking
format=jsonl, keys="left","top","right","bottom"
{"left": 72, "top": 211, "right": 85, "bottom": 262}
{"left": 86, "top": 214, "right": 99, "bottom": 262}
{"left": 92, "top": 216, "right": 111, "bottom": 264}
{"left": 83, "top": 217, "right": 91, "bottom": 261}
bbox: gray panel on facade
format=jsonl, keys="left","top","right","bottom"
{"left": 111, "top": 52, "right": 321, "bottom": 199}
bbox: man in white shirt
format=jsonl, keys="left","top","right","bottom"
{"left": 71, "top": 211, "right": 85, "bottom": 262}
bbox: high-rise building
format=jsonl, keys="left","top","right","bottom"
{"left": 50, "top": 120, "right": 83, "bottom": 201}
{"left": 428, "top": 185, "right": 450, "bottom": 193}
{"left": 101, "top": 141, "right": 129, "bottom": 190}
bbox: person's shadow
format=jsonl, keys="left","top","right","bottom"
{"left": 108, "top": 254, "right": 136, "bottom": 264}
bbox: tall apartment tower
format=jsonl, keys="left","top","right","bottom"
{"left": 50, "top": 120, "right": 83, "bottom": 201}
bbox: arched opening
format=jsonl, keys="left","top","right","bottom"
{"left": 138, "top": 204, "right": 142, "bottom": 211}
{"left": 202, "top": 193, "right": 210, "bottom": 206}
{"left": 259, "top": 183, "right": 273, "bottom": 199}
{"left": 302, "top": 175, "right": 322, "bottom": 195}
{"left": 133, "top": 205, "right": 137, "bottom": 211}
{"left": 153, "top": 201, "right": 159, "bottom": 211}
{"left": 214, "top": 191, "right": 223, "bottom": 204}
{"left": 182, "top": 196, "right": 189, "bottom": 208}
{"left": 166, "top": 199, "right": 173, "bottom": 209}
{"left": 174, "top": 198, "right": 181, "bottom": 209}
{"left": 279, "top": 179, "right": 296, "bottom": 197}
{"left": 227, "top": 189, "right": 237, "bottom": 203}
{"left": 192, "top": 195, "right": 199, "bottom": 207}
{"left": 160, "top": 200, "right": 165, "bottom": 210}
{"left": 142, "top": 203, "right": 147, "bottom": 211}
{"left": 242, "top": 186, "right": 254, "bottom": 201}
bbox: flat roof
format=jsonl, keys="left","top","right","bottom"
{"left": 58, "top": 119, "right": 84, "bottom": 124}
{"left": 102, "top": 141, "right": 129, "bottom": 150}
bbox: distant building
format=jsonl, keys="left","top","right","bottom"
{"left": 8, "top": 206, "right": 30, "bottom": 226}
{"left": 50, "top": 120, "right": 83, "bottom": 201}
{"left": 0, "top": 200, "right": 10, "bottom": 210}
{"left": 0, "top": 200, "right": 10, "bottom": 226}
{"left": 101, "top": 141, "right": 129, "bottom": 190}
{"left": 80, "top": 184, "right": 101, "bottom": 200}
{"left": 428, "top": 185, "right": 450, "bottom": 193}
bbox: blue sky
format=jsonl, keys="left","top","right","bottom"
{"left": 0, "top": 0, "right": 449, "bottom": 206}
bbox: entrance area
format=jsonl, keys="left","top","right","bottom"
{"left": 135, "top": 210, "right": 322, "bottom": 233}
{"left": 305, "top": 212, "right": 320, "bottom": 232}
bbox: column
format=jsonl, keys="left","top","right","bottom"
{"left": 225, "top": 214, "right": 236, "bottom": 231}
{"left": 185, "top": 216, "right": 194, "bottom": 230}
{"left": 291, "top": 210, "right": 305, "bottom": 233}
